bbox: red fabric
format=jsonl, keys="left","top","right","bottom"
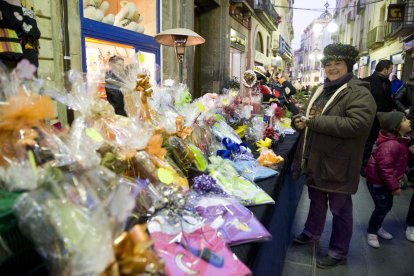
{"left": 365, "top": 131, "right": 410, "bottom": 191}
{"left": 259, "top": 85, "right": 271, "bottom": 95}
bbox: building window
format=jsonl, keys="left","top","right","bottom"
{"left": 256, "top": 32, "right": 264, "bottom": 53}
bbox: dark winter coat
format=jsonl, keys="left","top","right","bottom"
{"left": 394, "top": 80, "right": 414, "bottom": 121}
{"left": 105, "top": 72, "right": 128, "bottom": 117}
{"left": 364, "top": 131, "right": 410, "bottom": 192}
{"left": 294, "top": 77, "right": 376, "bottom": 194}
{"left": 362, "top": 73, "right": 393, "bottom": 112}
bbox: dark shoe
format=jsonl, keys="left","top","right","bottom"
{"left": 293, "top": 233, "right": 314, "bottom": 244}
{"left": 316, "top": 255, "right": 346, "bottom": 269}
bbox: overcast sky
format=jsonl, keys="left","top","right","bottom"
{"left": 292, "top": 0, "right": 337, "bottom": 50}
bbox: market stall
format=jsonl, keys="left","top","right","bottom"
{"left": 0, "top": 58, "right": 305, "bottom": 275}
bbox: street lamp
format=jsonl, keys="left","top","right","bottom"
{"left": 155, "top": 28, "right": 205, "bottom": 83}
{"left": 312, "top": 2, "right": 338, "bottom": 34}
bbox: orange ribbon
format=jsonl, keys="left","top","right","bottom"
{"left": 175, "top": 116, "right": 192, "bottom": 140}
{"left": 0, "top": 92, "right": 55, "bottom": 166}
{"left": 135, "top": 74, "right": 153, "bottom": 121}
{"left": 102, "top": 224, "right": 164, "bottom": 275}
{"left": 145, "top": 134, "right": 167, "bottom": 160}
{"left": 257, "top": 148, "right": 284, "bottom": 167}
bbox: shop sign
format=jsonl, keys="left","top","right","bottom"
{"left": 230, "top": 28, "right": 246, "bottom": 52}
{"left": 387, "top": 4, "right": 405, "bottom": 22}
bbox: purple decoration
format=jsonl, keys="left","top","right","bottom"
{"left": 192, "top": 174, "right": 227, "bottom": 195}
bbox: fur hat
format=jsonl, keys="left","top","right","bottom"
{"left": 377, "top": 111, "right": 405, "bottom": 133}
{"left": 321, "top": 43, "right": 359, "bottom": 72}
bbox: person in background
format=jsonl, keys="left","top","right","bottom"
{"left": 105, "top": 56, "right": 128, "bottom": 117}
{"left": 291, "top": 43, "right": 376, "bottom": 269}
{"left": 364, "top": 111, "right": 413, "bottom": 248}
{"left": 361, "top": 60, "right": 394, "bottom": 175}
{"left": 394, "top": 75, "right": 414, "bottom": 182}
{"left": 268, "top": 70, "right": 299, "bottom": 114}
{"left": 391, "top": 75, "right": 404, "bottom": 97}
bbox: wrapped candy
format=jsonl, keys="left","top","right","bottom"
{"left": 150, "top": 225, "right": 251, "bottom": 276}
{"left": 167, "top": 136, "right": 207, "bottom": 176}
{"left": 13, "top": 167, "right": 115, "bottom": 276}
{"left": 147, "top": 186, "right": 251, "bottom": 276}
{"left": 207, "top": 156, "right": 274, "bottom": 206}
{"left": 212, "top": 119, "right": 243, "bottom": 145}
{"left": 194, "top": 195, "right": 271, "bottom": 246}
{"left": 0, "top": 91, "right": 74, "bottom": 168}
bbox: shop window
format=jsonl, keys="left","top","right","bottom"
{"left": 82, "top": 0, "right": 157, "bottom": 36}
{"left": 255, "top": 32, "right": 264, "bottom": 53}
{"left": 85, "top": 37, "right": 157, "bottom": 98}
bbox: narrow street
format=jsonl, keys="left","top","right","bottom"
{"left": 283, "top": 178, "right": 414, "bottom": 276}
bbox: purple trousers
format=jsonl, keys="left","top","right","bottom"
{"left": 302, "top": 187, "right": 353, "bottom": 260}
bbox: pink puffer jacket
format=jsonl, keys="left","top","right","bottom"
{"left": 365, "top": 131, "right": 410, "bottom": 192}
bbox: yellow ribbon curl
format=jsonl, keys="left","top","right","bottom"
{"left": 175, "top": 116, "right": 192, "bottom": 141}
{"left": 255, "top": 138, "right": 273, "bottom": 150}
{"left": 102, "top": 224, "right": 164, "bottom": 275}
{"left": 135, "top": 74, "right": 153, "bottom": 121}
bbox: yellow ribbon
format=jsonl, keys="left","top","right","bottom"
{"left": 135, "top": 74, "right": 153, "bottom": 121}
{"left": 175, "top": 116, "right": 192, "bottom": 141}
{"left": 102, "top": 224, "right": 164, "bottom": 275}
{"left": 256, "top": 138, "right": 273, "bottom": 151}
{"left": 235, "top": 125, "right": 247, "bottom": 138}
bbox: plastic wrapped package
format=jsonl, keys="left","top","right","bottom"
{"left": 149, "top": 155, "right": 189, "bottom": 190}
{"left": 208, "top": 156, "right": 274, "bottom": 206}
{"left": 212, "top": 120, "right": 243, "bottom": 145}
{"left": 194, "top": 195, "right": 271, "bottom": 246}
{"left": 188, "top": 123, "right": 214, "bottom": 159}
{"left": 231, "top": 160, "right": 279, "bottom": 182}
{"left": 147, "top": 185, "right": 251, "bottom": 276}
{"left": 167, "top": 136, "right": 207, "bottom": 176}
{"left": 150, "top": 225, "right": 251, "bottom": 276}
{"left": 244, "top": 116, "right": 266, "bottom": 143}
{"left": 13, "top": 167, "right": 114, "bottom": 276}
{"left": 0, "top": 91, "right": 74, "bottom": 168}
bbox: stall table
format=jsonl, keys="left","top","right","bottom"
{"left": 231, "top": 132, "right": 305, "bottom": 275}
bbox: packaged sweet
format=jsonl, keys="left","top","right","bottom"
{"left": 212, "top": 119, "right": 243, "bottom": 145}
{"left": 13, "top": 167, "right": 114, "bottom": 276}
{"left": 208, "top": 156, "right": 274, "bottom": 206}
{"left": 194, "top": 195, "right": 271, "bottom": 246}
{"left": 0, "top": 91, "right": 74, "bottom": 168}
{"left": 167, "top": 136, "right": 207, "bottom": 176}
{"left": 150, "top": 225, "right": 251, "bottom": 276}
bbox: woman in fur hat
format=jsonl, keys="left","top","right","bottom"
{"left": 291, "top": 43, "right": 377, "bottom": 268}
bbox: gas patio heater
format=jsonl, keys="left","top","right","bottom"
{"left": 155, "top": 28, "right": 205, "bottom": 83}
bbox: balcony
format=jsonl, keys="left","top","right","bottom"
{"left": 367, "top": 25, "right": 387, "bottom": 49}
{"left": 387, "top": 0, "right": 414, "bottom": 41}
{"left": 246, "top": 0, "right": 279, "bottom": 30}
{"left": 278, "top": 35, "right": 293, "bottom": 60}
{"left": 357, "top": 0, "right": 366, "bottom": 15}
{"left": 358, "top": 37, "right": 368, "bottom": 55}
